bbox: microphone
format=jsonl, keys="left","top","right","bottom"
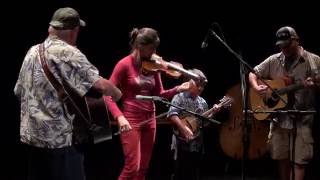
{"left": 135, "top": 95, "right": 163, "bottom": 101}
{"left": 201, "top": 22, "right": 223, "bottom": 49}
{"left": 201, "top": 30, "right": 210, "bottom": 49}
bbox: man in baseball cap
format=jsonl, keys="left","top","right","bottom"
{"left": 249, "top": 25, "right": 320, "bottom": 180}
{"left": 14, "top": 6, "right": 122, "bottom": 180}
{"left": 49, "top": 7, "right": 86, "bottom": 29}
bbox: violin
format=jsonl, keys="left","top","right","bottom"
{"left": 142, "top": 54, "right": 206, "bottom": 83}
{"left": 142, "top": 54, "right": 182, "bottom": 78}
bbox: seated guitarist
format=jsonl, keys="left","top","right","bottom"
{"left": 167, "top": 68, "right": 221, "bottom": 180}
{"left": 249, "top": 26, "right": 320, "bottom": 180}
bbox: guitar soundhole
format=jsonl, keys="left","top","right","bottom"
{"left": 264, "top": 91, "right": 280, "bottom": 108}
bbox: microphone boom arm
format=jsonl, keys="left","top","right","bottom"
{"left": 157, "top": 98, "right": 221, "bottom": 125}
{"left": 208, "top": 29, "right": 287, "bottom": 105}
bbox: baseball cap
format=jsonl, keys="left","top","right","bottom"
{"left": 275, "top": 26, "right": 299, "bottom": 47}
{"left": 49, "top": 7, "right": 86, "bottom": 29}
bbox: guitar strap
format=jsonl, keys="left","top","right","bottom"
{"left": 38, "top": 43, "right": 68, "bottom": 101}
{"left": 38, "top": 43, "right": 91, "bottom": 125}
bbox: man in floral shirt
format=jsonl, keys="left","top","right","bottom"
{"left": 14, "top": 7, "right": 121, "bottom": 180}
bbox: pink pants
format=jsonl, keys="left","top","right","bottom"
{"left": 118, "top": 125, "right": 156, "bottom": 180}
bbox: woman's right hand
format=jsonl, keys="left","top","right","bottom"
{"left": 117, "top": 115, "right": 132, "bottom": 133}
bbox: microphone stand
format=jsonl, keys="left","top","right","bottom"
{"left": 114, "top": 98, "right": 221, "bottom": 136}
{"left": 207, "top": 28, "right": 287, "bottom": 180}
{"left": 240, "top": 60, "right": 249, "bottom": 180}
{"left": 246, "top": 110, "right": 317, "bottom": 114}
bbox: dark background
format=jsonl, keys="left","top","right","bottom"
{"left": 3, "top": 1, "right": 320, "bottom": 179}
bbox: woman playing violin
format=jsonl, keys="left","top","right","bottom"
{"left": 104, "top": 27, "right": 193, "bottom": 180}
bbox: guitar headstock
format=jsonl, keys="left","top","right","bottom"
{"left": 219, "top": 96, "right": 233, "bottom": 108}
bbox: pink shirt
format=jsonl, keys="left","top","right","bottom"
{"left": 105, "top": 55, "right": 178, "bottom": 127}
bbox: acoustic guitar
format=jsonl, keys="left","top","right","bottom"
{"left": 249, "top": 78, "right": 305, "bottom": 120}
{"left": 173, "top": 96, "right": 233, "bottom": 141}
{"left": 63, "top": 83, "right": 113, "bottom": 144}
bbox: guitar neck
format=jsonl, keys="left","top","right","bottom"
{"left": 277, "top": 82, "right": 304, "bottom": 95}
{"left": 201, "top": 96, "right": 232, "bottom": 117}
{"left": 202, "top": 103, "right": 222, "bottom": 117}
